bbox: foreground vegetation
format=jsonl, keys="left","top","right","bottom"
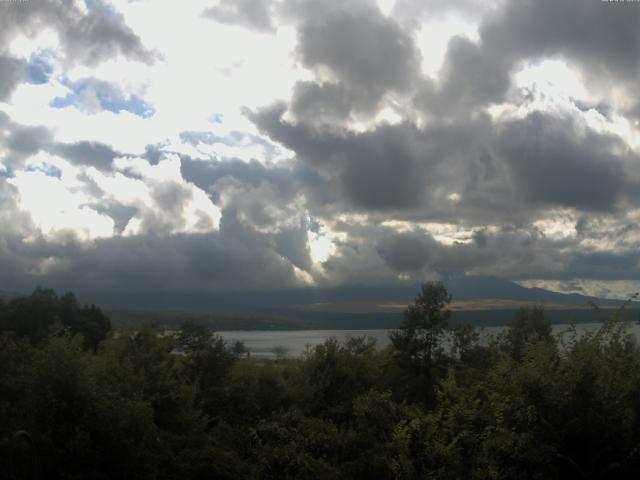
{"left": 2, "top": 284, "right": 640, "bottom": 479}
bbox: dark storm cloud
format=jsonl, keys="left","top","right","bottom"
{"left": 6, "top": 125, "right": 52, "bottom": 157}
{"left": 184, "top": 213, "right": 300, "bottom": 290}
{"left": 180, "top": 157, "right": 298, "bottom": 205}
{"left": 253, "top": 100, "right": 639, "bottom": 220}
{"left": 202, "top": 0, "right": 275, "bottom": 33}
{"left": 0, "top": 179, "right": 38, "bottom": 292}
{"left": 0, "top": 55, "right": 26, "bottom": 101}
{"left": 318, "top": 222, "right": 550, "bottom": 286}
{"left": 409, "top": 0, "right": 640, "bottom": 119}
{"left": 495, "top": 112, "right": 629, "bottom": 212}
{"left": 211, "top": 175, "right": 302, "bottom": 232}
{"left": 273, "top": 222, "right": 312, "bottom": 272}
{"left": 410, "top": 0, "right": 640, "bottom": 119}
{"left": 472, "top": 230, "right": 488, "bottom": 247}
{"left": 481, "top": 0, "right": 640, "bottom": 82}
{"left": 91, "top": 203, "right": 138, "bottom": 235}
{"left": 53, "top": 141, "right": 121, "bottom": 170}
{"left": 0, "top": 113, "right": 127, "bottom": 172}
{"left": 295, "top": 2, "right": 421, "bottom": 112}
{"left": 0, "top": 179, "right": 32, "bottom": 235}
{"left": 0, "top": 208, "right": 309, "bottom": 296}
{"left": 0, "top": 113, "right": 54, "bottom": 171}
{"left": 298, "top": 5, "right": 419, "bottom": 91}
{"left": 628, "top": 102, "right": 640, "bottom": 124}
{"left": 368, "top": 225, "right": 570, "bottom": 283}
{"left": 290, "top": 81, "right": 355, "bottom": 123}
{"left": 0, "top": 0, "right": 155, "bottom": 66}
{"left": 377, "top": 230, "right": 436, "bottom": 273}
{"left": 336, "top": 126, "right": 427, "bottom": 210}
{"left": 64, "top": 2, "right": 156, "bottom": 65}
{"left": 416, "top": 36, "right": 511, "bottom": 116}
{"left": 559, "top": 250, "right": 640, "bottom": 281}
{"left": 365, "top": 217, "right": 640, "bottom": 286}
{"left": 252, "top": 104, "right": 432, "bottom": 210}
{"left": 152, "top": 181, "right": 191, "bottom": 214}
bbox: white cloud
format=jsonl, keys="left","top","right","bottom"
{"left": 8, "top": 163, "right": 115, "bottom": 241}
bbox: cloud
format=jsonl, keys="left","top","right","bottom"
{"left": 0, "top": 178, "right": 33, "bottom": 237}
{"left": 495, "top": 112, "right": 631, "bottom": 212}
{"left": 2, "top": 0, "right": 640, "bottom": 299}
{"left": 53, "top": 141, "right": 121, "bottom": 171}
{"left": 0, "top": 211, "right": 310, "bottom": 296}
{"left": 391, "top": 0, "right": 496, "bottom": 24}
{"left": 481, "top": 0, "right": 640, "bottom": 83}
{"left": 202, "top": 0, "right": 275, "bottom": 33}
{"left": 339, "top": 223, "right": 569, "bottom": 284}
{"left": 407, "top": 0, "right": 640, "bottom": 119}
{"left": 561, "top": 250, "right": 640, "bottom": 281}
{"left": 0, "top": 0, "right": 155, "bottom": 66}
{"left": 294, "top": 2, "right": 421, "bottom": 113}
{"left": 253, "top": 97, "right": 640, "bottom": 222}
{"left": 0, "top": 113, "right": 54, "bottom": 171}
{"left": 0, "top": 55, "right": 26, "bottom": 100}
{"left": 252, "top": 104, "right": 432, "bottom": 211}
{"left": 377, "top": 230, "right": 436, "bottom": 273}
{"left": 0, "top": 114, "right": 125, "bottom": 172}
{"left": 415, "top": 36, "right": 511, "bottom": 117}
{"left": 50, "top": 77, "right": 154, "bottom": 117}
{"left": 290, "top": 81, "right": 356, "bottom": 123}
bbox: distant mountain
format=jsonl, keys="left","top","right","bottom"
{"left": 4, "top": 277, "right": 635, "bottom": 329}
{"left": 82, "top": 275, "right": 627, "bottom": 313}
{"left": 5, "top": 276, "right": 640, "bottom": 330}
{"left": 441, "top": 275, "right": 624, "bottom": 306}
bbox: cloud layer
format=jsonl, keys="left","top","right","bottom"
{"left": 1, "top": 0, "right": 640, "bottom": 299}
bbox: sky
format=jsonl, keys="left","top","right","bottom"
{"left": 1, "top": 0, "right": 640, "bottom": 300}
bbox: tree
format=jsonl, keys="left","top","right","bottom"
{"left": 389, "top": 282, "right": 451, "bottom": 405}
{"left": 0, "top": 288, "right": 111, "bottom": 349}
{"left": 505, "top": 305, "right": 553, "bottom": 360}
{"left": 176, "top": 321, "right": 239, "bottom": 415}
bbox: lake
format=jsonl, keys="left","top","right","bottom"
{"left": 220, "top": 322, "right": 640, "bottom": 359}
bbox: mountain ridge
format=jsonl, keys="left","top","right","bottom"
{"left": 75, "top": 275, "right": 629, "bottom": 313}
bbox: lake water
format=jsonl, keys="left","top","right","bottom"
{"left": 220, "top": 322, "right": 640, "bottom": 359}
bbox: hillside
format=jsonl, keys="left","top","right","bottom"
{"left": 74, "top": 276, "right": 637, "bottom": 329}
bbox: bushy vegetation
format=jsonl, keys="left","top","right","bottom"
{"left": 2, "top": 284, "right": 640, "bottom": 479}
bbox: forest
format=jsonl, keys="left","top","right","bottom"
{"left": 2, "top": 283, "right": 640, "bottom": 479}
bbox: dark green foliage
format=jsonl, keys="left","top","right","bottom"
{"left": 389, "top": 281, "right": 452, "bottom": 405}
{"left": 390, "top": 282, "right": 452, "bottom": 371}
{"left": 0, "top": 288, "right": 111, "bottom": 349}
{"left": 505, "top": 305, "right": 553, "bottom": 359}
{"left": 5, "top": 285, "right": 640, "bottom": 478}
{"left": 176, "top": 320, "right": 240, "bottom": 415}
{"left": 299, "top": 336, "right": 384, "bottom": 422}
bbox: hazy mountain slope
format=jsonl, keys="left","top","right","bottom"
{"left": 79, "top": 276, "right": 627, "bottom": 312}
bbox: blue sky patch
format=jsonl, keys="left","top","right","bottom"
{"left": 209, "top": 113, "right": 224, "bottom": 123}
{"left": 27, "top": 51, "right": 55, "bottom": 84}
{"left": 85, "top": 0, "right": 119, "bottom": 17}
{"left": 25, "top": 163, "right": 62, "bottom": 179}
{"left": 50, "top": 77, "right": 155, "bottom": 118}
{"left": 100, "top": 94, "right": 154, "bottom": 118}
